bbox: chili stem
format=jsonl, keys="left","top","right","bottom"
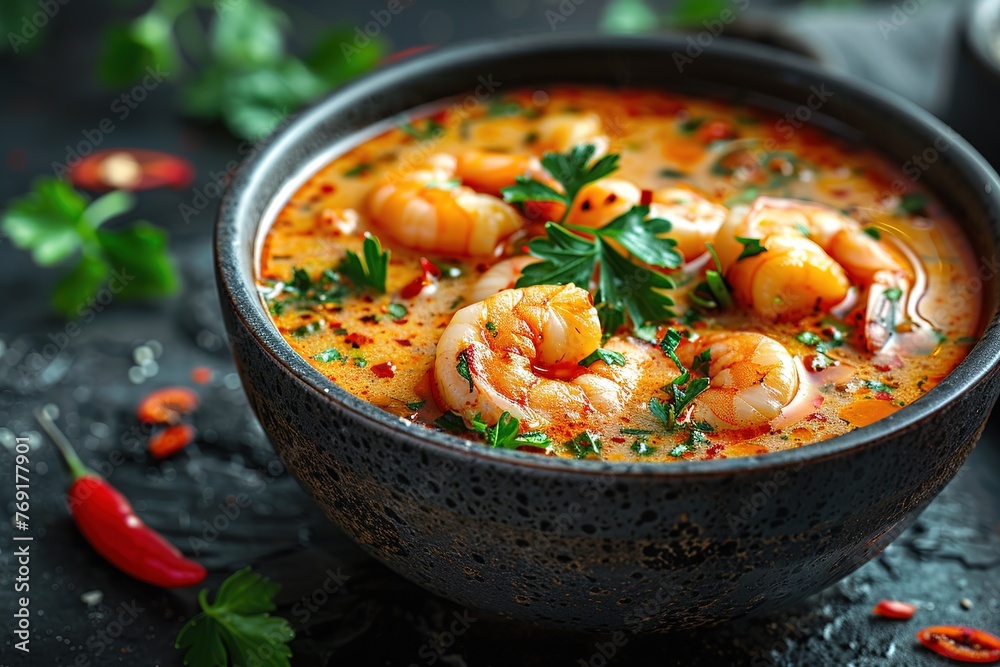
{"left": 34, "top": 407, "right": 93, "bottom": 480}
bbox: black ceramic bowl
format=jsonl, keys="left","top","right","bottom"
{"left": 216, "top": 35, "right": 1000, "bottom": 632}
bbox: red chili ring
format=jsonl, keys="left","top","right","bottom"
{"left": 872, "top": 600, "right": 917, "bottom": 620}
{"left": 917, "top": 626, "right": 1000, "bottom": 663}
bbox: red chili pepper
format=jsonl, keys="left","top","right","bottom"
{"left": 917, "top": 626, "right": 1000, "bottom": 663}
{"left": 873, "top": 600, "right": 917, "bottom": 619}
{"left": 36, "top": 409, "right": 206, "bottom": 588}
{"left": 696, "top": 119, "right": 738, "bottom": 144}
{"left": 137, "top": 387, "right": 199, "bottom": 424}
{"left": 149, "top": 424, "right": 196, "bottom": 459}
{"left": 69, "top": 149, "right": 194, "bottom": 192}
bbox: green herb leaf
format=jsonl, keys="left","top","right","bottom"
{"left": 387, "top": 303, "right": 408, "bottom": 320}
{"left": 863, "top": 380, "right": 894, "bottom": 394}
{"left": 435, "top": 412, "right": 467, "bottom": 433}
{"left": 175, "top": 568, "right": 293, "bottom": 667}
{"left": 501, "top": 143, "right": 619, "bottom": 216}
{"left": 312, "top": 348, "right": 343, "bottom": 363}
{"left": 406, "top": 400, "right": 426, "bottom": 411}
{"left": 658, "top": 168, "right": 688, "bottom": 179}
{"left": 469, "top": 411, "right": 551, "bottom": 449}
{"left": 564, "top": 431, "right": 602, "bottom": 459}
{"left": 862, "top": 226, "right": 881, "bottom": 240}
{"left": 339, "top": 235, "right": 389, "bottom": 293}
{"left": 579, "top": 348, "right": 627, "bottom": 367}
{"left": 735, "top": 236, "right": 767, "bottom": 261}
{"left": 896, "top": 192, "right": 928, "bottom": 216}
{"left": 456, "top": 348, "right": 474, "bottom": 392}
{"left": 884, "top": 287, "right": 903, "bottom": 302}
{"left": 399, "top": 119, "right": 444, "bottom": 141}
{"left": 485, "top": 321, "right": 499, "bottom": 337}
{"left": 630, "top": 440, "right": 655, "bottom": 456}
{"left": 344, "top": 163, "right": 372, "bottom": 178}
{"left": 291, "top": 320, "right": 324, "bottom": 337}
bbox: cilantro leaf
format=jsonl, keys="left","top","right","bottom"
{"left": 399, "top": 119, "right": 445, "bottom": 141}
{"left": 579, "top": 348, "right": 627, "bottom": 367}
{"left": 339, "top": 235, "right": 389, "bottom": 294}
{"left": 579, "top": 205, "right": 682, "bottom": 268}
{"left": 2, "top": 179, "right": 178, "bottom": 317}
{"left": 175, "top": 568, "right": 294, "bottom": 667}
{"left": 563, "top": 431, "right": 602, "bottom": 459}
{"left": 500, "top": 144, "right": 619, "bottom": 220}
{"left": 456, "top": 347, "right": 474, "bottom": 392}
{"left": 312, "top": 348, "right": 343, "bottom": 363}
{"left": 735, "top": 236, "right": 767, "bottom": 261}
{"left": 469, "top": 411, "right": 551, "bottom": 449}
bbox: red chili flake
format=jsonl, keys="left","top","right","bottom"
{"left": 705, "top": 442, "right": 725, "bottom": 459}
{"left": 371, "top": 362, "right": 396, "bottom": 379}
{"left": 137, "top": 387, "right": 199, "bottom": 424}
{"left": 873, "top": 600, "right": 917, "bottom": 619}
{"left": 610, "top": 437, "right": 626, "bottom": 444}
{"left": 917, "top": 626, "right": 1000, "bottom": 663}
{"left": 401, "top": 275, "right": 428, "bottom": 299}
{"left": 320, "top": 184, "right": 334, "bottom": 194}
{"left": 875, "top": 391, "right": 892, "bottom": 401}
{"left": 381, "top": 44, "right": 434, "bottom": 64}
{"left": 807, "top": 412, "right": 829, "bottom": 423}
{"left": 148, "top": 424, "right": 196, "bottom": 459}
{"left": 190, "top": 366, "right": 213, "bottom": 385}
{"left": 830, "top": 188, "right": 851, "bottom": 199}
{"left": 395, "top": 339, "right": 412, "bottom": 347}
{"left": 345, "top": 333, "right": 371, "bottom": 348}
{"left": 69, "top": 149, "right": 194, "bottom": 192}
{"left": 696, "top": 119, "right": 738, "bottom": 144}
{"left": 639, "top": 189, "right": 653, "bottom": 207}
{"left": 420, "top": 257, "right": 442, "bottom": 278}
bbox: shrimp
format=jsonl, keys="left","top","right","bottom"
{"left": 453, "top": 112, "right": 608, "bottom": 203}
{"left": 713, "top": 197, "right": 914, "bottom": 350}
{"left": 469, "top": 256, "right": 540, "bottom": 303}
{"left": 567, "top": 179, "right": 728, "bottom": 260}
{"left": 678, "top": 332, "right": 798, "bottom": 432}
{"left": 365, "top": 154, "right": 524, "bottom": 256}
{"left": 434, "top": 284, "right": 640, "bottom": 432}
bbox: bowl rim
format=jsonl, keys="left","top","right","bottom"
{"left": 216, "top": 32, "right": 1000, "bottom": 478}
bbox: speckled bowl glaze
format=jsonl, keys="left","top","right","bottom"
{"left": 216, "top": 35, "right": 1000, "bottom": 631}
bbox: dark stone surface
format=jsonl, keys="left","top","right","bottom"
{"left": 0, "top": 1, "right": 997, "bottom": 666}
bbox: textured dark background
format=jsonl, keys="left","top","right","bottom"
{"left": 0, "top": 1, "right": 998, "bottom": 666}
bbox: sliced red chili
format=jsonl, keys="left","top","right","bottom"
{"left": 639, "top": 189, "right": 653, "bottom": 207}
{"left": 917, "top": 626, "right": 1000, "bottom": 663}
{"left": 872, "top": 600, "right": 916, "bottom": 619}
{"left": 137, "top": 387, "right": 199, "bottom": 424}
{"left": 149, "top": 424, "right": 196, "bottom": 459}
{"left": 69, "top": 149, "right": 194, "bottom": 191}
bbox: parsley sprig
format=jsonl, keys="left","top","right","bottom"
{"left": 1, "top": 178, "right": 178, "bottom": 317}
{"left": 338, "top": 235, "right": 390, "bottom": 294}
{"left": 175, "top": 568, "right": 294, "bottom": 667}
{"left": 501, "top": 144, "right": 619, "bottom": 223}
{"left": 470, "top": 411, "right": 552, "bottom": 450}
{"left": 501, "top": 144, "right": 685, "bottom": 333}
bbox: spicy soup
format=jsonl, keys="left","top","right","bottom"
{"left": 258, "top": 87, "right": 980, "bottom": 462}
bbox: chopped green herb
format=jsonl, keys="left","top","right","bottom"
{"left": 456, "top": 348, "right": 474, "bottom": 392}
{"left": 884, "top": 287, "right": 903, "bottom": 302}
{"left": 352, "top": 354, "right": 367, "bottom": 368}
{"left": 399, "top": 119, "right": 444, "bottom": 141}
{"left": 678, "top": 117, "right": 706, "bottom": 134}
{"left": 435, "top": 412, "right": 467, "bottom": 433}
{"left": 896, "top": 192, "right": 929, "bottom": 216}
{"left": 649, "top": 396, "right": 676, "bottom": 431}
{"left": 311, "top": 348, "right": 343, "bottom": 362}
{"left": 735, "top": 236, "right": 767, "bottom": 261}
{"left": 955, "top": 335, "right": 978, "bottom": 344}
{"left": 485, "top": 321, "right": 499, "bottom": 337}
{"left": 670, "top": 428, "right": 710, "bottom": 458}
{"left": 425, "top": 178, "right": 461, "bottom": 190}
{"left": 862, "top": 226, "right": 881, "bottom": 240}
{"left": 405, "top": 400, "right": 426, "bottom": 411}
{"left": 658, "top": 168, "right": 688, "bottom": 178}
{"left": 794, "top": 223, "right": 811, "bottom": 237}
{"left": 387, "top": 302, "right": 408, "bottom": 319}
{"left": 470, "top": 411, "right": 552, "bottom": 450}
{"left": 725, "top": 186, "right": 759, "bottom": 207}
{"left": 339, "top": 235, "right": 389, "bottom": 293}
{"left": 291, "top": 320, "right": 324, "bottom": 337}
{"left": 564, "top": 431, "right": 602, "bottom": 459}
{"left": 344, "top": 163, "right": 371, "bottom": 177}
{"left": 863, "top": 380, "right": 893, "bottom": 393}
{"left": 487, "top": 101, "right": 524, "bottom": 117}
{"left": 523, "top": 131, "right": 539, "bottom": 145}
{"left": 579, "top": 348, "right": 627, "bottom": 367}
{"left": 620, "top": 428, "right": 654, "bottom": 436}
{"left": 796, "top": 331, "right": 822, "bottom": 347}
{"left": 630, "top": 440, "right": 655, "bottom": 456}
